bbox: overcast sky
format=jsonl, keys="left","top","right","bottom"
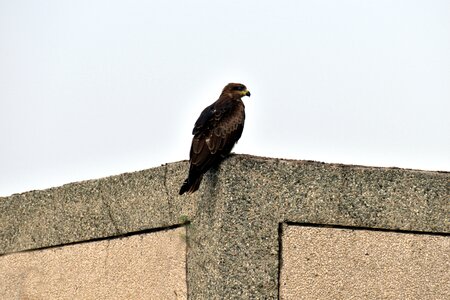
{"left": 1, "top": 0, "right": 449, "bottom": 196}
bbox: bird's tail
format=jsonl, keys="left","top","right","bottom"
{"left": 179, "top": 173, "right": 203, "bottom": 195}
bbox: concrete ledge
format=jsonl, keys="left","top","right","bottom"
{"left": 1, "top": 154, "right": 449, "bottom": 299}
{"left": 0, "top": 161, "right": 195, "bottom": 254}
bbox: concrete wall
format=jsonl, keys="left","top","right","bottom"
{"left": 1, "top": 154, "right": 449, "bottom": 299}
{"left": 1, "top": 227, "right": 187, "bottom": 299}
{"left": 280, "top": 225, "right": 449, "bottom": 299}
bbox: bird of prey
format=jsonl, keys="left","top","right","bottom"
{"left": 179, "top": 83, "right": 251, "bottom": 195}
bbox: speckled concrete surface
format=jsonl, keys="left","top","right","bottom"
{"left": 1, "top": 154, "right": 448, "bottom": 299}
{"left": 280, "top": 225, "right": 450, "bottom": 299}
{"left": 0, "top": 227, "right": 187, "bottom": 300}
{"left": 0, "top": 161, "right": 196, "bottom": 254}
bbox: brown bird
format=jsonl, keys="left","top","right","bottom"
{"left": 179, "top": 83, "right": 251, "bottom": 195}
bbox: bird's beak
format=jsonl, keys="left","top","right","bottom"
{"left": 245, "top": 90, "right": 251, "bottom": 97}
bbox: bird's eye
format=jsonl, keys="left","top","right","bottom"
{"left": 234, "top": 86, "right": 244, "bottom": 91}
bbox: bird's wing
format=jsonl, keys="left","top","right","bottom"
{"left": 190, "top": 100, "right": 244, "bottom": 172}
{"left": 192, "top": 100, "right": 234, "bottom": 134}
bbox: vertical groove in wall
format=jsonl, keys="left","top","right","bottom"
{"left": 185, "top": 222, "right": 190, "bottom": 299}
{"left": 277, "top": 222, "right": 284, "bottom": 300}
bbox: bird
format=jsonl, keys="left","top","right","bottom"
{"left": 179, "top": 83, "right": 251, "bottom": 195}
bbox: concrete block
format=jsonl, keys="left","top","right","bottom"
{"left": 280, "top": 225, "right": 450, "bottom": 299}
{"left": 0, "top": 227, "right": 187, "bottom": 300}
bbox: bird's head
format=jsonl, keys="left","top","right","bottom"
{"left": 221, "top": 83, "right": 251, "bottom": 100}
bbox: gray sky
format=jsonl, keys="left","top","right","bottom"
{"left": 1, "top": 0, "right": 449, "bottom": 196}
